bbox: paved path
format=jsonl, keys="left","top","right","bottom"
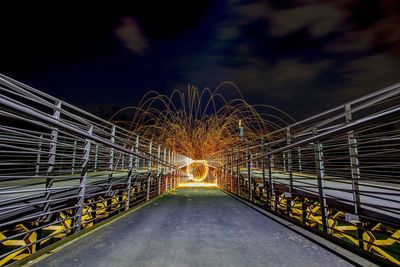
{"left": 33, "top": 188, "right": 354, "bottom": 267}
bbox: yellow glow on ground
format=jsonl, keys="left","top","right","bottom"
{"left": 177, "top": 182, "right": 218, "bottom": 188}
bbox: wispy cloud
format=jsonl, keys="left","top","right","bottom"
{"left": 338, "top": 52, "right": 400, "bottom": 99}
{"left": 269, "top": 3, "right": 346, "bottom": 38}
{"left": 274, "top": 59, "right": 332, "bottom": 81}
{"left": 114, "top": 17, "right": 148, "bottom": 55}
{"left": 237, "top": 1, "right": 348, "bottom": 38}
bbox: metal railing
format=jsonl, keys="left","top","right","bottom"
{"left": 210, "top": 83, "right": 400, "bottom": 266}
{"left": 0, "top": 74, "right": 183, "bottom": 266}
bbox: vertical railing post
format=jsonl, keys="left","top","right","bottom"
{"left": 287, "top": 127, "right": 293, "bottom": 192}
{"left": 169, "top": 150, "right": 172, "bottom": 190}
{"left": 167, "top": 149, "right": 170, "bottom": 190}
{"left": 216, "top": 156, "right": 219, "bottom": 187}
{"left": 157, "top": 145, "right": 161, "bottom": 195}
{"left": 230, "top": 149, "right": 233, "bottom": 192}
{"left": 219, "top": 154, "right": 221, "bottom": 186}
{"left": 76, "top": 126, "right": 93, "bottom": 232}
{"left": 106, "top": 126, "right": 116, "bottom": 213}
{"left": 225, "top": 153, "right": 228, "bottom": 190}
{"left": 283, "top": 152, "right": 286, "bottom": 172}
{"left": 35, "top": 134, "right": 43, "bottom": 176}
{"left": 94, "top": 144, "right": 98, "bottom": 173}
{"left": 345, "top": 104, "right": 363, "bottom": 248}
{"left": 171, "top": 151, "right": 174, "bottom": 189}
{"left": 261, "top": 138, "right": 266, "bottom": 193}
{"left": 237, "top": 145, "right": 240, "bottom": 195}
{"left": 121, "top": 153, "right": 125, "bottom": 171}
{"left": 247, "top": 144, "right": 252, "bottom": 201}
{"left": 42, "top": 100, "right": 61, "bottom": 220}
{"left": 133, "top": 136, "right": 139, "bottom": 201}
{"left": 345, "top": 104, "right": 361, "bottom": 215}
{"left": 313, "top": 128, "right": 328, "bottom": 234}
{"left": 134, "top": 136, "right": 139, "bottom": 168}
{"left": 107, "top": 126, "right": 116, "bottom": 192}
{"left": 286, "top": 128, "right": 293, "bottom": 216}
{"left": 268, "top": 147, "right": 275, "bottom": 210}
{"left": 146, "top": 141, "right": 153, "bottom": 200}
{"left": 126, "top": 146, "right": 134, "bottom": 210}
{"left": 220, "top": 154, "right": 223, "bottom": 188}
{"left": 221, "top": 153, "right": 225, "bottom": 190}
{"left": 175, "top": 151, "right": 177, "bottom": 188}
{"left": 298, "top": 148, "right": 302, "bottom": 173}
{"left": 164, "top": 147, "right": 168, "bottom": 191}
{"left": 71, "top": 140, "right": 77, "bottom": 175}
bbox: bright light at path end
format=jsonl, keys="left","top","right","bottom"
{"left": 186, "top": 160, "right": 209, "bottom": 182}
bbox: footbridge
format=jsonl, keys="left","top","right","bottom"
{"left": 0, "top": 74, "right": 399, "bottom": 266}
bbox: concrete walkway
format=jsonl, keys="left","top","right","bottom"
{"left": 33, "top": 188, "right": 355, "bottom": 267}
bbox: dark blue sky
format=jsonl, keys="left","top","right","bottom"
{"left": 1, "top": 0, "right": 400, "bottom": 120}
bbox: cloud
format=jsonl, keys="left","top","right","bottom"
{"left": 114, "top": 17, "right": 148, "bottom": 55}
{"left": 269, "top": 3, "right": 346, "bottom": 38}
{"left": 326, "top": 14, "right": 400, "bottom": 54}
{"left": 274, "top": 59, "right": 331, "bottom": 81}
{"left": 178, "top": 0, "right": 400, "bottom": 117}
{"left": 180, "top": 53, "right": 333, "bottom": 102}
{"left": 237, "top": 1, "right": 347, "bottom": 38}
{"left": 338, "top": 52, "right": 400, "bottom": 99}
{"left": 217, "top": 26, "right": 240, "bottom": 41}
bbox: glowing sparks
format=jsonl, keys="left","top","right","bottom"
{"left": 110, "top": 82, "right": 296, "bottom": 182}
{"left": 186, "top": 160, "right": 209, "bottom": 182}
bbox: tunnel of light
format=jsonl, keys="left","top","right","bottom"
{"left": 186, "top": 160, "right": 209, "bottom": 182}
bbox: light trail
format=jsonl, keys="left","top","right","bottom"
{"left": 110, "top": 82, "right": 296, "bottom": 181}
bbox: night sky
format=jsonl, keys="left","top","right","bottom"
{"left": 1, "top": 0, "right": 400, "bottom": 120}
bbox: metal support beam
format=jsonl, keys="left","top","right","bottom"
{"left": 313, "top": 128, "right": 329, "bottom": 234}
{"left": 107, "top": 125, "right": 116, "bottom": 193}
{"left": 164, "top": 147, "right": 167, "bottom": 191}
{"left": 106, "top": 126, "right": 116, "bottom": 213}
{"left": 126, "top": 146, "right": 134, "bottom": 210}
{"left": 135, "top": 136, "right": 139, "bottom": 171}
{"left": 247, "top": 145, "right": 252, "bottom": 201}
{"left": 147, "top": 141, "right": 153, "bottom": 200}
{"left": 237, "top": 145, "right": 240, "bottom": 195}
{"left": 345, "top": 104, "right": 364, "bottom": 249}
{"left": 298, "top": 148, "right": 302, "bottom": 173}
{"left": 283, "top": 152, "right": 286, "bottom": 172}
{"left": 261, "top": 138, "right": 266, "bottom": 190}
{"left": 76, "top": 126, "right": 93, "bottom": 231}
{"left": 168, "top": 150, "right": 172, "bottom": 190}
{"left": 287, "top": 128, "right": 293, "bottom": 192}
{"left": 71, "top": 140, "right": 77, "bottom": 175}
{"left": 35, "top": 134, "right": 43, "bottom": 176}
{"left": 157, "top": 145, "right": 161, "bottom": 195}
{"left": 268, "top": 148, "right": 275, "bottom": 210}
{"left": 171, "top": 151, "right": 174, "bottom": 189}
{"left": 134, "top": 136, "right": 139, "bottom": 201}
{"left": 230, "top": 149, "right": 233, "bottom": 192}
{"left": 42, "top": 101, "right": 61, "bottom": 221}
{"left": 226, "top": 154, "right": 228, "bottom": 190}
{"left": 345, "top": 104, "right": 362, "bottom": 215}
{"left": 121, "top": 153, "right": 125, "bottom": 171}
{"left": 94, "top": 144, "right": 98, "bottom": 173}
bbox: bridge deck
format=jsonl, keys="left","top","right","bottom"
{"left": 32, "top": 188, "right": 356, "bottom": 267}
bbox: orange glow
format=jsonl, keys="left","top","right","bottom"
{"left": 110, "top": 82, "right": 297, "bottom": 162}
{"left": 177, "top": 182, "right": 217, "bottom": 188}
{"left": 186, "top": 160, "right": 209, "bottom": 181}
